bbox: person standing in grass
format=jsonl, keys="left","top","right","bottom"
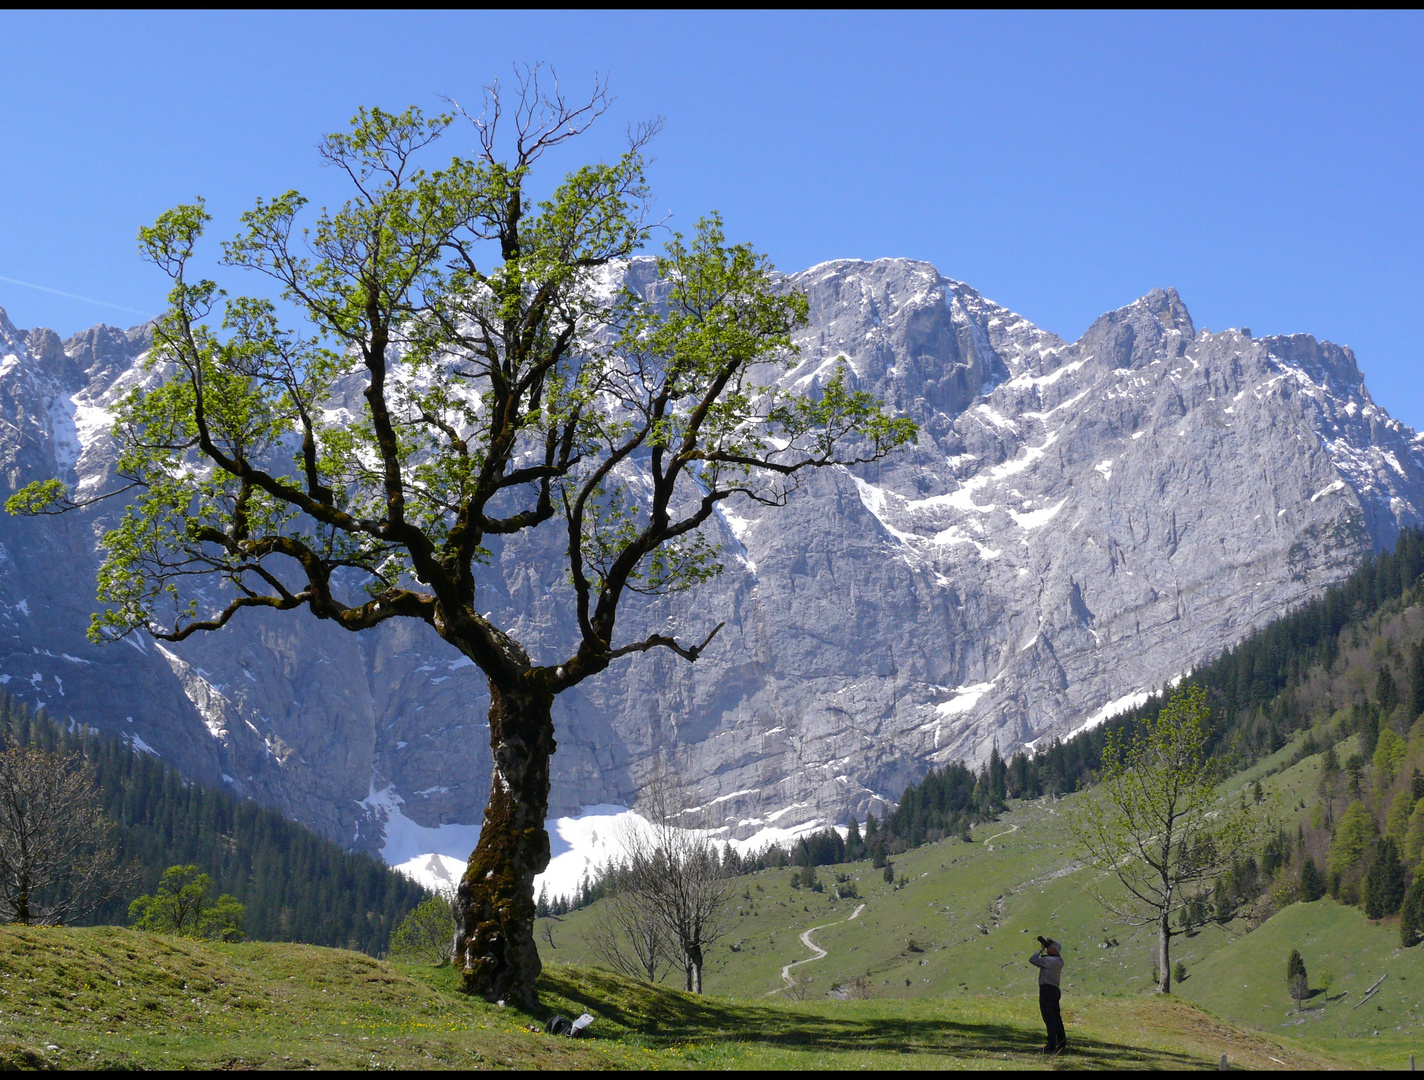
{"left": 1029, "top": 937, "right": 1067, "bottom": 1053}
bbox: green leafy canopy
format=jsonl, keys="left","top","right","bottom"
{"left": 1068, "top": 685, "right": 1274, "bottom": 930}
{"left": 8, "top": 79, "right": 916, "bottom": 693}
{"left": 128, "top": 864, "right": 246, "bottom": 942}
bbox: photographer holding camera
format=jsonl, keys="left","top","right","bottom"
{"left": 1029, "top": 935, "right": 1066, "bottom": 1053}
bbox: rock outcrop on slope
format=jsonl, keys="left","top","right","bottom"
{"left": 1, "top": 258, "right": 1421, "bottom": 855}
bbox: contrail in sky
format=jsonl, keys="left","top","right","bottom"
{"left": 0, "top": 274, "right": 154, "bottom": 319}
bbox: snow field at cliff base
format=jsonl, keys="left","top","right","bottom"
{"left": 388, "top": 798, "right": 838, "bottom": 900}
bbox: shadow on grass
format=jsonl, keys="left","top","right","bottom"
{"left": 539, "top": 968, "right": 1201, "bottom": 1068}
{"left": 1293, "top": 988, "right": 1347, "bottom": 1010}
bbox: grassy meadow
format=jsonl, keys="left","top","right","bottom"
{"left": 0, "top": 727, "right": 1416, "bottom": 1069}
{"left": 0, "top": 925, "right": 1350, "bottom": 1070}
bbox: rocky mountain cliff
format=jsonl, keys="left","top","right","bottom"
{"left": 2, "top": 258, "right": 1421, "bottom": 858}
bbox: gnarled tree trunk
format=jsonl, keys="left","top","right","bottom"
{"left": 453, "top": 677, "right": 556, "bottom": 1007}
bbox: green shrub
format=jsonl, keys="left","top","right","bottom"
{"left": 1404, "top": 801, "right": 1424, "bottom": 864}
{"left": 1372, "top": 728, "right": 1407, "bottom": 787}
{"left": 128, "top": 865, "right": 245, "bottom": 942}
{"left": 1328, "top": 800, "right": 1378, "bottom": 879}
{"left": 388, "top": 892, "right": 454, "bottom": 966}
{"left": 1385, "top": 789, "right": 1416, "bottom": 842}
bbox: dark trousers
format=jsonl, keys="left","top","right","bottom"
{"left": 1039, "top": 984, "right": 1066, "bottom": 1050}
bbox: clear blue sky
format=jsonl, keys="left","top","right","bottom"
{"left": 3, "top": 11, "right": 1422, "bottom": 426}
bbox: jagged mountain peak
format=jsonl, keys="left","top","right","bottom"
{"left": 1121, "top": 286, "right": 1194, "bottom": 338}
{"left": 0, "top": 307, "right": 30, "bottom": 336}
{"left": 61, "top": 321, "right": 153, "bottom": 394}
{"left": 1070, "top": 287, "right": 1194, "bottom": 373}
{"left": 0, "top": 309, "right": 154, "bottom": 393}
{"left": 0, "top": 309, "right": 30, "bottom": 365}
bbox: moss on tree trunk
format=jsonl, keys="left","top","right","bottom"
{"left": 454, "top": 678, "right": 555, "bottom": 1007}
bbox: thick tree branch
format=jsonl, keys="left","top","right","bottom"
{"left": 605, "top": 622, "right": 725, "bottom": 665}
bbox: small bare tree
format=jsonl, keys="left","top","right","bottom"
{"left": 587, "top": 862, "right": 674, "bottom": 983}
{"left": 0, "top": 745, "right": 127, "bottom": 925}
{"left": 622, "top": 765, "right": 734, "bottom": 994}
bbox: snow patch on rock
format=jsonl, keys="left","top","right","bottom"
{"left": 1065, "top": 690, "right": 1153, "bottom": 741}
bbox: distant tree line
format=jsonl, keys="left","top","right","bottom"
{"left": 1098, "top": 526, "right": 1424, "bottom": 775}
{"left": 0, "top": 692, "right": 425, "bottom": 954}
{"left": 956, "top": 525, "right": 1424, "bottom": 815}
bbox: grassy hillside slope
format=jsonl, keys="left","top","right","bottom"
{"left": 1185, "top": 900, "right": 1419, "bottom": 1068}
{"left": 0, "top": 926, "right": 632, "bottom": 1071}
{"left": 537, "top": 732, "right": 1421, "bottom": 1069}
{"left": 0, "top": 926, "right": 1348, "bottom": 1070}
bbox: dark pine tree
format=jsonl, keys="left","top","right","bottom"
{"left": 845, "top": 816, "right": 862, "bottom": 861}
{"left": 1401, "top": 877, "right": 1424, "bottom": 948}
{"left": 1286, "top": 948, "right": 1307, "bottom": 986}
{"left": 1298, "top": 856, "right": 1327, "bottom": 903}
{"left": 1409, "top": 642, "right": 1424, "bottom": 722}
{"left": 986, "top": 745, "right": 1007, "bottom": 808}
{"left": 1377, "top": 665, "right": 1400, "bottom": 717}
{"left": 1359, "top": 708, "right": 1381, "bottom": 760}
{"left": 1363, "top": 838, "right": 1408, "bottom": 919}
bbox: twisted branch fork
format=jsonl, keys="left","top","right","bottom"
{"left": 609, "top": 621, "right": 725, "bottom": 662}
